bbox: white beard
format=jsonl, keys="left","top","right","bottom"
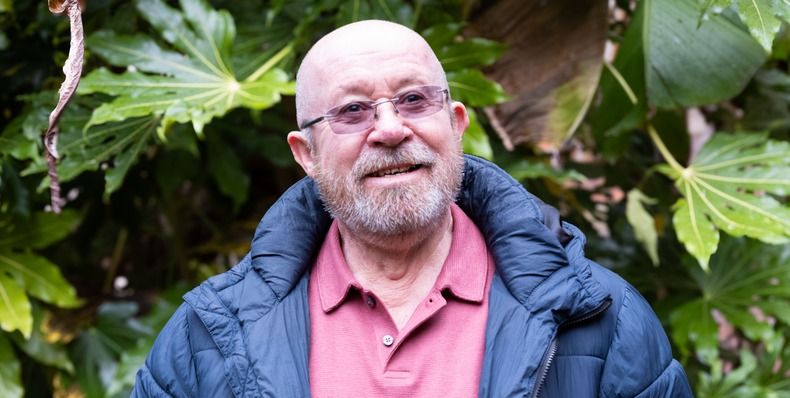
{"left": 313, "top": 140, "right": 464, "bottom": 237}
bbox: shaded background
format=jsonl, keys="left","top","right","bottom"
{"left": 0, "top": 0, "right": 789, "bottom": 396}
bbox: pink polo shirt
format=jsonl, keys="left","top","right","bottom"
{"left": 308, "top": 204, "right": 495, "bottom": 397}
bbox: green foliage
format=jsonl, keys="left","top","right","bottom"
{"left": 696, "top": 348, "right": 790, "bottom": 397}
{"left": 0, "top": 210, "right": 81, "bottom": 337}
{"left": 80, "top": 0, "right": 295, "bottom": 138}
{"left": 70, "top": 302, "right": 153, "bottom": 398}
{"left": 656, "top": 131, "right": 790, "bottom": 269}
{"left": 0, "top": 333, "right": 23, "bottom": 398}
{"left": 702, "top": 0, "right": 790, "bottom": 52}
{"left": 625, "top": 189, "right": 659, "bottom": 265}
{"left": 10, "top": 306, "right": 74, "bottom": 373}
{"left": 644, "top": 0, "right": 766, "bottom": 108}
{"left": 669, "top": 238, "right": 790, "bottom": 364}
{"left": 1, "top": 0, "right": 789, "bottom": 396}
{"left": 423, "top": 22, "right": 507, "bottom": 159}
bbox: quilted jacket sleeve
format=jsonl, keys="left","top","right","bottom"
{"left": 132, "top": 303, "right": 219, "bottom": 398}
{"left": 598, "top": 285, "right": 693, "bottom": 398}
{"left": 132, "top": 304, "right": 196, "bottom": 397}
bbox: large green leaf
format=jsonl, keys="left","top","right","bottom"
{"left": 657, "top": 131, "right": 790, "bottom": 269}
{"left": 9, "top": 306, "right": 74, "bottom": 373}
{"left": 447, "top": 69, "right": 509, "bottom": 107}
{"left": 79, "top": 0, "right": 294, "bottom": 137}
{"left": 703, "top": 0, "right": 789, "bottom": 52}
{"left": 735, "top": 0, "right": 785, "bottom": 51}
{"left": 14, "top": 94, "right": 160, "bottom": 198}
{"left": 424, "top": 22, "right": 509, "bottom": 111}
{"left": 0, "top": 252, "right": 81, "bottom": 308}
{"left": 0, "top": 270, "right": 32, "bottom": 338}
{"left": 437, "top": 38, "right": 506, "bottom": 71}
{"left": 0, "top": 210, "right": 80, "bottom": 250}
{"left": 0, "top": 334, "right": 22, "bottom": 398}
{"left": 586, "top": 0, "right": 646, "bottom": 160}
{"left": 669, "top": 238, "right": 790, "bottom": 365}
{"left": 644, "top": 0, "right": 766, "bottom": 108}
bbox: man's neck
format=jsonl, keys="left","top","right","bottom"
{"left": 337, "top": 209, "right": 454, "bottom": 329}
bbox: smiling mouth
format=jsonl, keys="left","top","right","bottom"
{"left": 367, "top": 164, "right": 424, "bottom": 178}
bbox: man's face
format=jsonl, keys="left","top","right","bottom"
{"left": 289, "top": 26, "right": 469, "bottom": 237}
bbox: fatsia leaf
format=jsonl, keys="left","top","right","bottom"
{"left": 0, "top": 252, "right": 81, "bottom": 308}
{"left": 626, "top": 189, "right": 659, "bottom": 266}
{"left": 644, "top": 0, "right": 766, "bottom": 108}
{"left": 15, "top": 94, "right": 159, "bottom": 198}
{"left": 658, "top": 131, "right": 790, "bottom": 269}
{"left": 79, "top": 0, "right": 294, "bottom": 137}
{"left": 72, "top": 302, "right": 152, "bottom": 396}
{"left": 669, "top": 238, "right": 790, "bottom": 364}
{"left": 106, "top": 284, "right": 186, "bottom": 396}
{"left": 0, "top": 210, "right": 80, "bottom": 250}
{"left": 0, "top": 270, "right": 32, "bottom": 338}
{"left": 735, "top": 0, "right": 784, "bottom": 51}
{"left": 0, "top": 334, "right": 23, "bottom": 398}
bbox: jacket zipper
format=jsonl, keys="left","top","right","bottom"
{"left": 529, "top": 298, "right": 613, "bottom": 398}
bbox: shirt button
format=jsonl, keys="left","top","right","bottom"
{"left": 366, "top": 295, "right": 376, "bottom": 309}
{"left": 382, "top": 335, "right": 394, "bottom": 346}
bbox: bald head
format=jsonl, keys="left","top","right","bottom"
{"left": 295, "top": 20, "right": 448, "bottom": 130}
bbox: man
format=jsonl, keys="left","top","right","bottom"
{"left": 133, "top": 20, "right": 693, "bottom": 397}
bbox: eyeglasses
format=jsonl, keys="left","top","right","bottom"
{"left": 299, "top": 85, "right": 449, "bottom": 135}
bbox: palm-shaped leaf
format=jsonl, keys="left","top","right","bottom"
{"left": 79, "top": 0, "right": 294, "bottom": 136}
{"left": 658, "top": 131, "right": 790, "bottom": 269}
{"left": 670, "top": 238, "right": 790, "bottom": 364}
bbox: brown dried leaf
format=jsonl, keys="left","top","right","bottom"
{"left": 45, "top": 0, "right": 84, "bottom": 213}
{"left": 468, "top": 0, "right": 608, "bottom": 151}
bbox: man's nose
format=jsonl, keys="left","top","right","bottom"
{"left": 367, "top": 102, "right": 411, "bottom": 147}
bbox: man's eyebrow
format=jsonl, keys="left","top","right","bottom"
{"left": 333, "top": 83, "right": 374, "bottom": 98}
{"left": 392, "top": 76, "right": 427, "bottom": 88}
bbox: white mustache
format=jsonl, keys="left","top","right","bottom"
{"left": 352, "top": 142, "right": 437, "bottom": 180}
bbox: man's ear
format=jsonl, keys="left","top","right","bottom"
{"left": 287, "top": 131, "right": 317, "bottom": 178}
{"left": 451, "top": 101, "right": 469, "bottom": 140}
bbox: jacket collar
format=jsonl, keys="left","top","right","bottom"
{"left": 246, "top": 155, "right": 607, "bottom": 319}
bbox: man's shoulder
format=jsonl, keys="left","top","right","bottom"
{"left": 183, "top": 254, "right": 283, "bottom": 323}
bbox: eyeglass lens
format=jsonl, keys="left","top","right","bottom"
{"left": 326, "top": 86, "right": 446, "bottom": 134}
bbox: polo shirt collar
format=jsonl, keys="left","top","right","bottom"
{"left": 313, "top": 204, "right": 490, "bottom": 313}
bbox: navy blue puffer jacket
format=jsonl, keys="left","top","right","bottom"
{"left": 132, "top": 156, "right": 693, "bottom": 397}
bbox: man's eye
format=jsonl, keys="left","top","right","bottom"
{"left": 339, "top": 103, "right": 366, "bottom": 114}
{"left": 401, "top": 93, "right": 426, "bottom": 104}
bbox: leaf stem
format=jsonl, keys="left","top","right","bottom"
{"left": 244, "top": 44, "right": 293, "bottom": 83}
{"left": 648, "top": 125, "right": 685, "bottom": 173}
{"left": 604, "top": 61, "right": 638, "bottom": 105}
